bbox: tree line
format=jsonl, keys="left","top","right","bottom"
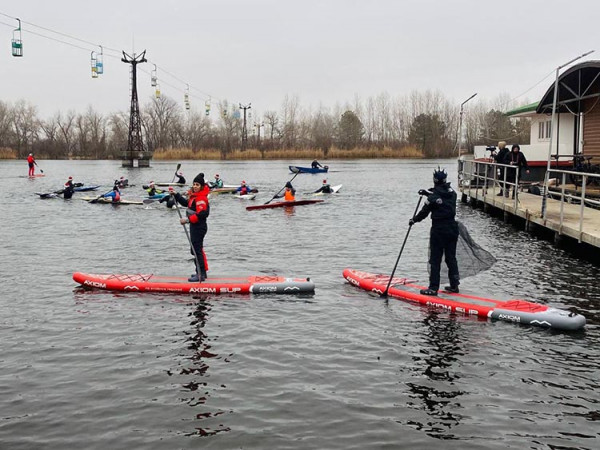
{"left": 0, "top": 91, "right": 531, "bottom": 159}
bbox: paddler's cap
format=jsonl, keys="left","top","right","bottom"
{"left": 193, "top": 173, "right": 204, "bottom": 184}
{"left": 168, "top": 186, "right": 174, "bottom": 192}
{"left": 68, "top": 176, "right": 73, "bottom": 180}
{"left": 120, "top": 176, "right": 125, "bottom": 180}
{"left": 285, "top": 181, "right": 293, "bottom": 188}
{"left": 29, "top": 153, "right": 32, "bottom": 156}
{"left": 241, "top": 180, "right": 246, "bottom": 184}
{"left": 323, "top": 179, "right": 327, "bottom": 184}
{"left": 178, "top": 171, "right": 183, "bottom": 176}
{"left": 215, "top": 174, "right": 220, "bottom": 178}
{"left": 149, "top": 181, "right": 155, "bottom": 186}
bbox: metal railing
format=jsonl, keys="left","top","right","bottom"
{"left": 458, "top": 158, "right": 600, "bottom": 243}
{"left": 544, "top": 168, "right": 600, "bottom": 241}
{"left": 458, "top": 159, "right": 520, "bottom": 211}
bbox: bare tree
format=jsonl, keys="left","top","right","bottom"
{"left": 11, "top": 100, "right": 40, "bottom": 157}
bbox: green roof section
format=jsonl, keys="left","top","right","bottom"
{"left": 504, "top": 102, "right": 539, "bottom": 117}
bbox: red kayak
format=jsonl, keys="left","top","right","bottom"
{"left": 73, "top": 272, "right": 315, "bottom": 295}
{"left": 246, "top": 199, "right": 323, "bottom": 211}
{"left": 343, "top": 268, "right": 586, "bottom": 331}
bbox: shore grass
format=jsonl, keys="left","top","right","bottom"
{"left": 153, "top": 146, "right": 424, "bottom": 160}
{"left": 0, "top": 148, "right": 17, "bottom": 159}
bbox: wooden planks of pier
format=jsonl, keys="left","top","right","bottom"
{"left": 460, "top": 185, "right": 600, "bottom": 247}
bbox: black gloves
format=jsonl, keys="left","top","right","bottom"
{"left": 418, "top": 189, "right": 430, "bottom": 196}
{"left": 409, "top": 219, "right": 415, "bottom": 226}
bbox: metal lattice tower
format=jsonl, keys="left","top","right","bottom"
{"left": 239, "top": 103, "right": 251, "bottom": 151}
{"left": 121, "top": 50, "right": 150, "bottom": 167}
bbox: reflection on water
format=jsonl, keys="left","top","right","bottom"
{"left": 176, "top": 301, "right": 231, "bottom": 437}
{"left": 404, "top": 312, "right": 466, "bottom": 439}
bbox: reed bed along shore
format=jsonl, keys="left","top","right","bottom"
{"left": 153, "top": 146, "right": 424, "bottom": 160}
{"left": 0, "top": 146, "right": 425, "bottom": 160}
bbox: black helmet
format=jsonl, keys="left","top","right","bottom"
{"left": 433, "top": 167, "right": 447, "bottom": 184}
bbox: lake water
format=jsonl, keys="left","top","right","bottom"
{"left": 1, "top": 159, "right": 598, "bottom": 449}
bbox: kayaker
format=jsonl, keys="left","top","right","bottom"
{"left": 237, "top": 180, "right": 253, "bottom": 195}
{"left": 209, "top": 174, "right": 223, "bottom": 189}
{"left": 172, "top": 173, "right": 210, "bottom": 282}
{"left": 63, "top": 176, "right": 75, "bottom": 199}
{"left": 146, "top": 181, "right": 163, "bottom": 197}
{"left": 311, "top": 159, "right": 324, "bottom": 169}
{"left": 176, "top": 171, "right": 186, "bottom": 184}
{"left": 27, "top": 153, "right": 35, "bottom": 176}
{"left": 314, "top": 179, "right": 333, "bottom": 194}
{"left": 409, "top": 167, "right": 459, "bottom": 296}
{"left": 284, "top": 181, "right": 296, "bottom": 201}
{"left": 116, "top": 176, "right": 129, "bottom": 188}
{"left": 103, "top": 185, "right": 121, "bottom": 203}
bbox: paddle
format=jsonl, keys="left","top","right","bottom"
{"left": 381, "top": 195, "right": 424, "bottom": 298}
{"left": 264, "top": 172, "right": 299, "bottom": 205}
{"left": 170, "top": 189, "right": 202, "bottom": 282}
{"left": 34, "top": 161, "right": 44, "bottom": 174}
{"left": 171, "top": 163, "right": 182, "bottom": 183}
{"left": 90, "top": 184, "right": 116, "bottom": 204}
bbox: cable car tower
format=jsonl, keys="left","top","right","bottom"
{"left": 121, "top": 50, "right": 151, "bottom": 167}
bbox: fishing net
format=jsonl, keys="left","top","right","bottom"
{"left": 429, "top": 221, "right": 496, "bottom": 280}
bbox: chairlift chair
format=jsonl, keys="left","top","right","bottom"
{"left": 12, "top": 19, "right": 23, "bottom": 57}
{"left": 91, "top": 51, "right": 98, "bottom": 78}
{"left": 96, "top": 46, "right": 104, "bottom": 75}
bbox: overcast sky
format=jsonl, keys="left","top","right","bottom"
{"left": 0, "top": 0, "right": 598, "bottom": 120}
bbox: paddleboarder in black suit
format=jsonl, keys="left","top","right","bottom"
{"left": 409, "top": 168, "right": 460, "bottom": 296}
{"left": 63, "top": 176, "right": 75, "bottom": 199}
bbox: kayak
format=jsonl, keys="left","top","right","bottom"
{"left": 311, "top": 184, "right": 342, "bottom": 196}
{"left": 343, "top": 269, "right": 586, "bottom": 331}
{"left": 74, "top": 185, "right": 100, "bottom": 192}
{"left": 289, "top": 165, "right": 328, "bottom": 174}
{"left": 155, "top": 182, "right": 187, "bottom": 187}
{"left": 246, "top": 199, "right": 324, "bottom": 211}
{"left": 80, "top": 196, "right": 143, "bottom": 205}
{"left": 147, "top": 192, "right": 168, "bottom": 200}
{"left": 35, "top": 192, "right": 59, "bottom": 199}
{"left": 20, "top": 174, "right": 45, "bottom": 178}
{"left": 232, "top": 193, "right": 257, "bottom": 200}
{"left": 73, "top": 272, "right": 315, "bottom": 295}
{"left": 210, "top": 187, "right": 238, "bottom": 195}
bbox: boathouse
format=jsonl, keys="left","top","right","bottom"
{"left": 458, "top": 60, "right": 600, "bottom": 258}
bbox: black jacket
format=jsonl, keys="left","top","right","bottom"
{"left": 413, "top": 183, "right": 457, "bottom": 226}
{"left": 494, "top": 147, "right": 510, "bottom": 165}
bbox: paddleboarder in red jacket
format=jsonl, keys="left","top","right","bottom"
{"left": 173, "top": 173, "right": 210, "bottom": 282}
{"left": 27, "top": 153, "right": 35, "bottom": 176}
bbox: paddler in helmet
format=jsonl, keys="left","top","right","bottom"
{"left": 236, "top": 180, "right": 253, "bottom": 195}
{"left": 409, "top": 167, "right": 459, "bottom": 296}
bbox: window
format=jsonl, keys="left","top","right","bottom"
{"left": 538, "top": 120, "right": 551, "bottom": 140}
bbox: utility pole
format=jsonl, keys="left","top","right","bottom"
{"left": 240, "top": 103, "right": 251, "bottom": 151}
{"left": 457, "top": 93, "right": 477, "bottom": 157}
{"left": 121, "top": 50, "right": 149, "bottom": 167}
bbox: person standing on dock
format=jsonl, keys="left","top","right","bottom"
{"left": 409, "top": 168, "right": 460, "bottom": 296}
{"left": 505, "top": 144, "right": 529, "bottom": 198}
{"left": 494, "top": 141, "right": 510, "bottom": 196}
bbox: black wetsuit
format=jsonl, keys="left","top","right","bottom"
{"left": 413, "top": 182, "right": 459, "bottom": 291}
{"left": 63, "top": 181, "right": 74, "bottom": 199}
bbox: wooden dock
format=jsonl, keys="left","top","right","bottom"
{"left": 459, "top": 186, "right": 600, "bottom": 248}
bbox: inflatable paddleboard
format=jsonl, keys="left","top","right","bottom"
{"left": 73, "top": 272, "right": 315, "bottom": 295}
{"left": 343, "top": 269, "right": 586, "bottom": 331}
{"left": 246, "top": 199, "right": 324, "bottom": 211}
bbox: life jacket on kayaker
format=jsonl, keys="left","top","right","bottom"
{"left": 104, "top": 185, "right": 121, "bottom": 202}
{"left": 146, "top": 182, "right": 163, "bottom": 197}
{"left": 237, "top": 181, "right": 252, "bottom": 195}
{"left": 284, "top": 186, "right": 295, "bottom": 201}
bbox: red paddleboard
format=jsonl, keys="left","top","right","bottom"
{"left": 73, "top": 272, "right": 314, "bottom": 295}
{"left": 343, "top": 268, "right": 585, "bottom": 331}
